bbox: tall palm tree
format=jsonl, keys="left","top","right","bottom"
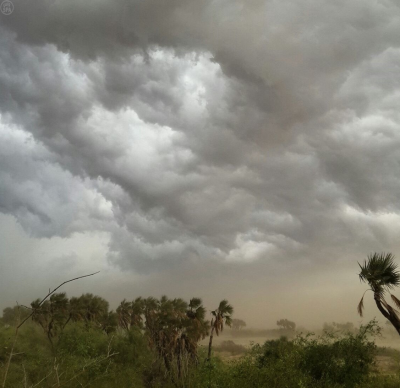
{"left": 130, "top": 297, "right": 144, "bottom": 329}
{"left": 358, "top": 252, "right": 400, "bottom": 335}
{"left": 79, "top": 293, "right": 109, "bottom": 326}
{"left": 63, "top": 296, "right": 84, "bottom": 329}
{"left": 207, "top": 300, "right": 233, "bottom": 360}
{"left": 117, "top": 299, "right": 132, "bottom": 331}
{"left": 185, "top": 298, "right": 208, "bottom": 365}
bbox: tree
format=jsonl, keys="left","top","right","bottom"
{"left": 185, "top": 298, "right": 208, "bottom": 363}
{"left": 358, "top": 252, "right": 400, "bottom": 335}
{"left": 100, "top": 311, "right": 118, "bottom": 334}
{"left": 64, "top": 296, "right": 85, "bottom": 327}
{"left": 1, "top": 306, "right": 29, "bottom": 326}
{"left": 79, "top": 293, "right": 109, "bottom": 325}
{"left": 130, "top": 297, "right": 144, "bottom": 329}
{"left": 117, "top": 299, "right": 132, "bottom": 331}
{"left": 207, "top": 300, "right": 233, "bottom": 361}
{"left": 323, "top": 322, "right": 355, "bottom": 333}
{"left": 231, "top": 318, "right": 246, "bottom": 330}
{"left": 31, "top": 292, "right": 70, "bottom": 349}
{"left": 142, "top": 295, "right": 207, "bottom": 380}
{"left": 277, "top": 318, "right": 296, "bottom": 331}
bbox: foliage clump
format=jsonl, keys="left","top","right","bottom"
{"left": 192, "top": 320, "right": 385, "bottom": 388}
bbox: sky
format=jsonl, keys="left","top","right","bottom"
{"left": 1, "top": 0, "right": 400, "bottom": 329}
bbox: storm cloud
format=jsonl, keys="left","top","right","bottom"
{"left": 1, "top": 0, "right": 400, "bottom": 327}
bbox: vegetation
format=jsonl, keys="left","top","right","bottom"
{"left": 3, "top": 253, "right": 400, "bottom": 386}
{"left": 358, "top": 252, "right": 400, "bottom": 335}
{"left": 276, "top": 318, "right": 296, "bottom": 331}
{"left": 231, "top": 319, "right": 246, "bottom": 330}
{"left": 0, "top": 282, "right": 215, "bottom": 388}
{"left": 207, "top": 300, "right": 233, "bottom": 361}
{"left": 216, "top": 340, "right": 246, "bottom": 355}
{"left": 323, "top": 322, "right": 356, "bottom": 333}
{"left": 3, "top": 304, "right": 400, "bottom": 388}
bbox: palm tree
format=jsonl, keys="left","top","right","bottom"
{"left": 117, "top": 299, "right": 132, "bottom": 331}
{"left": 357, "top": 252, "right": 400, "bottom": 335}
{"left": 185, "top": 298, "right": 208, "bottom": 365}
{"left": 100, "top": 311, "right": 118, "bottom": 335}
{"left": 130, "top": 297, "right": 144, "bottom": 329}
{"left": 207, "top": 300, "right": 233, "bottom": 360}
{"left": 79, "top": 293, "right": 109, "bottom": 326}
{"left": 63, "top": 296, "right": 84, "bottom": 329}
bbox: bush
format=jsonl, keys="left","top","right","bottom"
{"left": 191, "top": 320, "right": 382, "bottom": 388}
{"left": 296, "top": 320, "right": 379, "bottom": 387}
{"left": 217, "top": 340, "right": 246, "bottom": 355}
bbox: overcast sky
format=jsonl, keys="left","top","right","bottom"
{"left": 1, "top": 0, "right": 400, "bottom": 328}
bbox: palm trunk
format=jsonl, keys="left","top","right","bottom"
{"left": 207, "top": 325, "right": 215, "bottom": 361}
{"left": 374, "top": 293, "right": 400, "bottom": 336}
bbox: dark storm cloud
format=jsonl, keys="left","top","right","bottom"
{"left": 1, "top": 0, "right": 400, "bottom": 286}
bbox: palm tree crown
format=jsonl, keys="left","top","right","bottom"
{"left": 357, "top": 252, "right": 400, "bottom": 336}
{"left": 211, "top": 299, "right": 233, "bottom": 335}
{"left": 207, "top": 299, "right": 233, "bottom": 360}
{"left": 359, "top": 252, "right": 400, "bottom": 294}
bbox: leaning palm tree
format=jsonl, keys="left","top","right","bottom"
{"left": 357, "top": 252, "right": 400, "bottom": 335}
{"left": 207, "top": 300, "right": 233, "bottom": 360}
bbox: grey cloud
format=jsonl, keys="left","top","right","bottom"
{"left": 0, "top": 124, "right": 115, "bottom": 237}
{"left": 1, "top": 0, "right": 400, "bottom": 282}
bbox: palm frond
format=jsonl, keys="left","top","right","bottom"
{"left": 358, "top": 253, "right": 400, "bottom": 292}
{"left": 218, "top": 300, "right": 233, "bottom": 315}
{"left": 391, "top": 294, "right": 400, "bottom": 310}
{"left": 195, "top": 306, "right": 206, "bottom": 320}
{"left": 189, "top": 298, "right": 202, "bottom": 309}
{"left": 357, "top": 295, "right": 364, "bottom": 317}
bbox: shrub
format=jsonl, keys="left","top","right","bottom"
{"left": 217, "top": 340, "right": 246, "bottom": 355}
{"left": 296, "top": 320, "right": 379, "bottom": 387}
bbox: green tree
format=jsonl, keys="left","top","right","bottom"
{"left": 277, "top": 318, "right": 296, "bottom": 331}
{"left": 64, "top": 296, "right": 85, "bottom": 326}
{"left": 207, "top": 300, "right": 233, "bottom": 361}
{"left": 100, "top": 311, "right": 118, "bottom": 335}
{"left": 358, "top": 252, "right": 400, "bottom": 335}
{"left": 1, "top": 306, "right": 29, "bottom": 326}
{"left": 31, "top": 292, "right": 70, "bottom": 352}
{"left": 78, "top": 293, "right": 109, "bottom": 326}
{"left": 231, "top": 318, "right": 246, "bottom": 330}
{"left": 130, "top": 297, "right": 144, "bottom": 329}
{"left": 185, "top": 298, "right": 208, "bottom": 364}
{"left": 116, "top": 299, "right": 132, "bottom": 331}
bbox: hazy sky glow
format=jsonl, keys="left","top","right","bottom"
{"left": 1, "top": 0, "right": 400, "bottom": 328}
